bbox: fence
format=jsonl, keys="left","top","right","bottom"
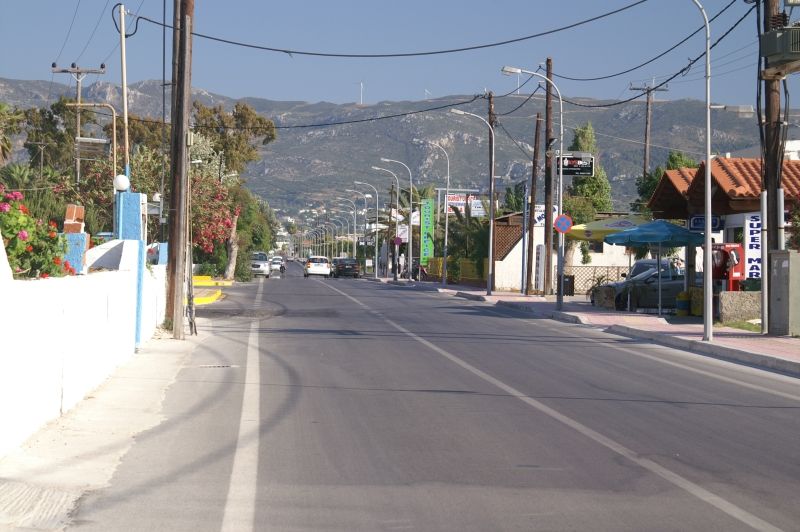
{"left": 564, "top": 265, "right": 630, "bottom": 294}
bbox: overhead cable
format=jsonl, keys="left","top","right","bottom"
{"left": 128, "top": 0, "right": 651, "bottom": 58}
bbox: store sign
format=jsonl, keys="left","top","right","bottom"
{"left": 420, "top": 198, "right": 435, "bottom": 266}
{"left": 446, "top": 194, "right": 485, "bottom": 217}
{"left": 533, "top": 204, "right": 559, "bottom": 226}
{"left": 744, "top": 212, "right": 762, "bottom": 278}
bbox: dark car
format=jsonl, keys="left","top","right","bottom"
{"left": 333, "top": 258, "right": 361, "bottom": 278}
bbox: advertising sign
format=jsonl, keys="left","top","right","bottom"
{"left": 559, "top": 154, "right": 595, "bottom": 176}
{"left": 533, "top": 204, "right": 559, "bottom": 226}
{"left": 396, "top": 224, "right": 409, "bottom": 243}
{"left": 420, "top": 198, "right": 435, "bottom": 266}
{"left": 446, "top": 194, "right": 486, "bottom": 217}
{"left": 744, "top": 213, "right": 762, "bottom": 278}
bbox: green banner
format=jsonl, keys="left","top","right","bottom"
{"left": 420, "top": 198, "right": 434, "bottom": 266}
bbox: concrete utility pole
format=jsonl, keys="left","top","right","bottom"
{"left": 51, "top": 63, "right": 106, "bottom": 185}
{"left": 543, "top": 58, "right": 554, "bottom": 296}
{"left": 166, "top": 0, "right": 194, "bottom": 340}
{"left": 526, "top": 113, "right": 542, "bottom": 295}
{"left": 629, "top": 81, "right": 668, "bottom": 180}
{"left": 488, "top": 91, "right": 497, "bottom": 294}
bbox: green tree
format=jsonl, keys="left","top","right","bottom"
{"left": 564, "top": 122, "right": 612, "bottom": 264}
{"left": 191, "top": 102, "right": 276, "bottom": 174}
{"left": 23, "top": 97, "right": 96, "bottom": 177}
{"left": 502, "top": 181, "right": 525, "bottom": 214}
{"left": 666, "top": 151, "right": 697, "bottom": 170}
{"left": 0, "top": 102, "right": 23, "bottom": 165}
{"left": 103, "top": 112, "right": 170, "bottom": 155}
{"left": 632, "top": 151, "right": 697, "bottom": 213}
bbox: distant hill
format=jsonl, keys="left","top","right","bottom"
{"left": 0, "top": 77, "right": 762, "bottom": 213}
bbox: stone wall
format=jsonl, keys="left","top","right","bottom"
{"left": 719, "top": 291, "right": 761, "bottom": 323}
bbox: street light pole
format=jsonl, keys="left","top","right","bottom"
{"left": 336, "top": 198, "right": 358, "bottom": 257}
{"left": 501, "top": 66, "right": 564, "bottom": 308}
{"left": 690, "top": 0, "right": 713, "bottom": 343}
{"left": 450, "top": 109, "right": 495, "bottom": 296}
{"left": 355, "top": 181, "right": 380, "bottom": 278}
{"left": 372, "top": 166, "right": 401, "bottom": 281}
{"left": 347, "top": 190, "right": 371, "bottom": 264}
{"left": 381, "top": 158, "right": 414, "bottom": 280}
{"left": 429, "top": 142, "right": 451, "bottom": 286}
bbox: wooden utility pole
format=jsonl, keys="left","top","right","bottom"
{"left": 629, "top": 81, "right": 668, "bottom": 180}
{"left": 488, "top": 91, "right": 497, "bottom": 293}
{"left": 166, "top": 0, "right": 194, "bottom": 339}
{"left": 544, "top": 58, "right": 554, "bottom": 296}
{"left": 525, "top": 113, "right": 542, "bottom": 295}
{"left": 763, "top": 0, "right": 782, "bottom": 255}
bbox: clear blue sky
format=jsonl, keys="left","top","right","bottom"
{"left": 0, "top": 1, "right": 791, "bottom": 108}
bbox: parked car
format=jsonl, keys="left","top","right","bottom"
{"left": 251, "top": 251, "right": 271, "bottom": 278}
{"left": 333, "top": 258, "right": 360, "bottom": 278}
{"left": 304, "top": 255, "right": 331, "bottom": 278}
{"left": 592, "top": 259, "right": 699, "bottom": 311}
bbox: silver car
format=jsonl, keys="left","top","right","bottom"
{"left": 251, "top": 251, "right": 271, "bottom": 278}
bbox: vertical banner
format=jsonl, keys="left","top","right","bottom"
{"left": 420, "top": 198, "right": 435, "bottom": 266}
{"left": 744, "top": 213, "right": 762, "bottom": 278}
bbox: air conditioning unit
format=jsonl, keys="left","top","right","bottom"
{"left": 760, "top": 27, "right": 800, "bottom": 79}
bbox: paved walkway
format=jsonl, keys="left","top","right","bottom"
{"left": 370, "top": 277, "right": 800, "bottom": 378}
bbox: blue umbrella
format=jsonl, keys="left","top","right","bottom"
{"left": 604, "top": 220, "right": 704, "bottom": 315}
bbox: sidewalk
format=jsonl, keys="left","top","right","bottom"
{"left": 370, "top": 277, "right": 800, "bottom": 378}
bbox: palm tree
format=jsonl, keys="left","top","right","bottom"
{"left": 0, "top": 102, "right": 23, "bottom": 165}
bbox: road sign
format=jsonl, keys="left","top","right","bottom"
{"left": 393, "top": 236, "right": 403, "bottom": 246}
{"left": 553, "top": 214, "right": 573, "bottom": 234}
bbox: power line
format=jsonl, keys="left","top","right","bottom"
{"left": 47, "top": 0, "right": 83, "bottom": 104}
{"left": 76, "top": 0, "right": 112, "bottom": 62}
{"left": 551, "top": 0, "right": 738, "bottom": 82}
{"left": 561, "top": 3, "right": 756, "bottom": 109}
{"left": 495, "top": 120, "right": 534, "bottom": 159}
{"left": 129, "top": 0, "right": 652, "bottom": 58}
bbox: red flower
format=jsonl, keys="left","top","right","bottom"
{"left": 49, "top": 220, "right": 58, "bottom": 228}
{"left": 19, "top": 204, "right": 29, "bottom": 214}
{"left": 53, "top": 257, "right": 62, "bottom": 265}
{"left": 40, "top": 273, "right": 49, "bottom": 279}
{"left": 25, "top": 245, "right": 33, "bottom": 252}
{"left": 49, "top": 231, "right": 57, "bottom": 238}
{"left": 64, "top": 260, "right": 71, "bottom": 269}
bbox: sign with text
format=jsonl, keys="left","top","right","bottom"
{"left": 559, "top": 153, "right": 595, "bottom": 177}
{"left": 689, "top": 214, "right": 724, "bottom": 232}
{"left": 396, "top": 224, "right": 409, "bottom": 243}
{"left": 446, "top": 194, "right": 486, "bottom": 217}
{"left": 533, "top": 204, "right": 559, "bottom": 226}
{"left": 744, "top": 212, "right": 762, "bottom": 278}
{"left": 420, "top": 198, "right": 435, "bottom": 266}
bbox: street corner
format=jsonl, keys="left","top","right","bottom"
{"left": 193, "top": 288, "right": 223, "bottom": 305}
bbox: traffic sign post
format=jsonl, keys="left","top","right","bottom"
{"left": 554, "top": 214, "right": 573, "bottom": 234}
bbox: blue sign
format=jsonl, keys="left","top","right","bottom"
{"left": 554, "top": 214, "right": 573, "bottom": 234}
{"left": 688, "top": 215, "right": 723, "bottom": 232}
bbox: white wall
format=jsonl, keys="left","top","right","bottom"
{"left": 0, "top": 259, "right": 166, "bottom": 458}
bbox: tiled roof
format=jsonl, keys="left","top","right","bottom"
{"left": 692, "top": 157, "right": 800, "bottom": 199}
{"left": 663, "top": 167, "right": 695, "bottom": 196}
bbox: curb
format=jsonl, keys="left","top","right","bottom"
{"left": 193, "top": 289, "right": 222, "bottom": 306}
{"left": 606, "top": 325, "right": 800, "bottom": 378}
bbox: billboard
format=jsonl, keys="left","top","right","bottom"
{"left": 445, "top": 194, "right": 485, "bottom": 217}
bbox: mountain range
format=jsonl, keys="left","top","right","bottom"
{"left": 0, "top": 77, "right": 763, "bottom": 213}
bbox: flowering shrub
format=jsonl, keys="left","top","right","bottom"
{"left": 0, "top": 184, "right": 69, "bottom": 278}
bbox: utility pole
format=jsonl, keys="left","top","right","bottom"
{"left": 166, "top": 0, "right": 194, "bottom": 340}
{"left": 51, "top": 63, "right": 106, "bottom": 185}
{"left": 526, "top": 113, "right": 542, "bottom": 295}
{"left": 488, "top": 91, "right": 497, "bottom": 293}
{"left": 544, "top": 57, "right": 554, "bottom": 296}
{"left": 28, "top": 141, "right": 47, "bottom": 183}
{"left": 629, "top": 80, "right": 668, "bottom": 180}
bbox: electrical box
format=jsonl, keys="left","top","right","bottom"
{"left": 760, "top": 27, "right": 800, "bottom": 79}
{"left": 769, "top": 250, "right": 800, "bottom": 336}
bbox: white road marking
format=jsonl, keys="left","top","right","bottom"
{"left": 324, "top": 282, "right": 785, "bottom": 532}
{"left": 220, "top": 280, "right": 263, "bottom": 532}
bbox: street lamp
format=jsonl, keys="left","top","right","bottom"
{"left": 372, "top": 165, "right": 401, "bottom": 281}
{"left": 355, "top": 180, "right": 380, "bottom": 278}
{"left": 449, "top": 108, "right": 496, "bottom": 296}
{"left": 415, "top": 140, "right": 451, "bottom": 286}
{"left": 690, "top": 0, "right": 713, "bottom": 342}
{"left": 336, "top": 198, "right": 358, "bottom": 257}
{"left": 501, "top": 65, "right": 564, "bottom": 308}
{"left": 347, "top": 189, "right": 371, "bottom": 266}
{"left": 381, "top": 158, "right": 414, "bottom": 279}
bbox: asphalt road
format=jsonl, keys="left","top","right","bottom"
{"left": 68, "top": 261, "right": 800, "bottom": 531}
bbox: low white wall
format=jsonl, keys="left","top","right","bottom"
{"left": 0, "top": 261, "right": 166, "bottom": 458}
